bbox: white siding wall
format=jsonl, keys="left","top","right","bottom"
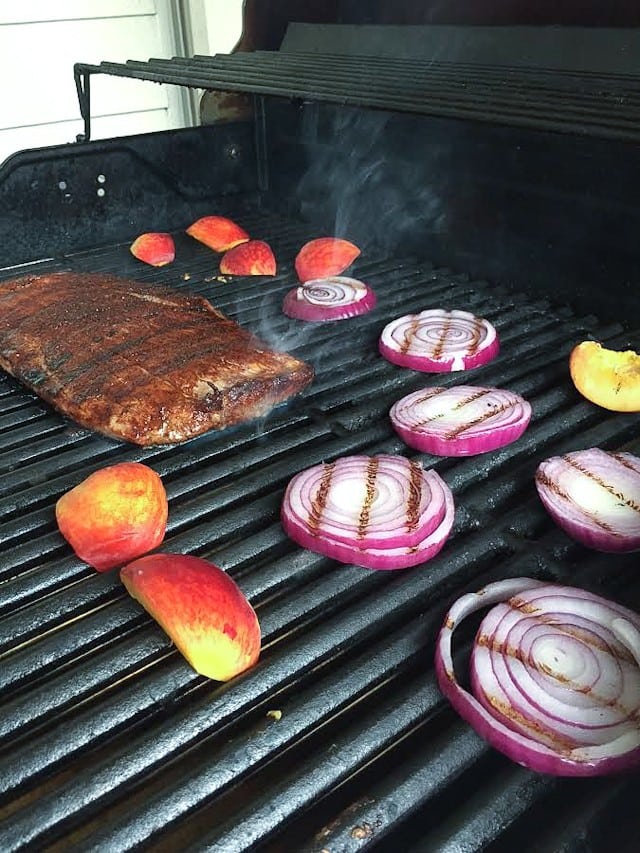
{"left": 0, "top": 0, "right": 247, "bottom": 167}
{"left": 185, "top": 0, "right": 244, "bottom": 55}
{"left": 0, "top": 0, "right": 191, "bottom": 166}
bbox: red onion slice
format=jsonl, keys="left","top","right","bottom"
{"left": 379, "top": 309, "right": 499, "bottom": 372}
{"left": 390, "top": 385, "right": 532, "bottom": 456}
{"left": 282, "top": 276, "right": 377, "bottom": 322}
{"left": 435, "top": 578, "right": 640, "bottom": 776}
{"left": 535, "top": 448, "right": 640, "bottom": 552}
{"left": 281, "top": 454, "right": 455, "bottom": 570}
{"left": 283, "top": 455, "right": 446, "bottom": 549}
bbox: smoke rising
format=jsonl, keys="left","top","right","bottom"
{"left": 294, "top": 105, "right": 447, "bottom": 258}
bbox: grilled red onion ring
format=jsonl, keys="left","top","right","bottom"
{"left": 281, "top": 454, "right": 455, "bottom": 570}
{"left": 390, "top": 385, "right": 532, "bottom": 456}
{"left": 435, "top": 577, "right": 640, "bottom": 776}
{"left": 379, "top": 309, "right": 499, "bottom": 372}
{"left": 535, "top": 448, "right": 640, "bottom": 552}
{"left": 282, "top": 276, "right": 376, "bottom": 322}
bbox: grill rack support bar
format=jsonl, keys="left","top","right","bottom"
{"left": 74, "top": 64, "right": 92, "bottom": 143}
{"left": 254, "top": 94, "right": 269, "bottom": 192}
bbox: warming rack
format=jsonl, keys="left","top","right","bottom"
{"left": 74, "top": 52, "right": 640, "bottom": 144}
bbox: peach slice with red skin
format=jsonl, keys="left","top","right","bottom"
{"left": 220, "top": 240, "right": 277, "bottom": 275}
{"left": 569, "top": 340, "right": 640, "bottom": 412}
{"left": 121, "top": 553, "right": 261, "bottom": 681}
{"left": 130, "top": 232, "right": 175, "bottom": 267}
{"left": 294, "top": 237, "right": 361, "bottom": 283}
{"left": 186, "top": 215, "right": 250, "bottom": 253}
{"left": 55, "top": 462, "right": 168, "bottom": 572}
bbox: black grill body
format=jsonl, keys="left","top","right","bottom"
{"left": 0, "top": 17, "right": 639, "bottom": 853}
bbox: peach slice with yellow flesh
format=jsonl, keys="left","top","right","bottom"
{"left": 220, "top": 240, "right": 277, "bottom": 275}
{"left": 130, "top": 232, "right": 175, "bottom": 267}
{"left": 55, "top": 462, "right": 168, "bottom": 572}
{"left": 294, "top": 237, "right": 360, "bottom": 282}
{"left": 569, "top": 340, "right": 640, "bottom": 412}
{"left": 186, "top": 215, "right": 249, "bottom": 252}
{"left": 121, "top": 553, "right": 261, "bottom": 681}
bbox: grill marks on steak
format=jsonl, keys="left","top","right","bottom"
{"left": 0, "top": 272, "right": 314, "bottom": 445}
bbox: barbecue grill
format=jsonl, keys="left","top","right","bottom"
{"left": 1, "top": 5, "right": 639, "bottom": 851}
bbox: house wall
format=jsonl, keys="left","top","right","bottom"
{"left": 0, "top": 0, "right": 244, "bottom": 166}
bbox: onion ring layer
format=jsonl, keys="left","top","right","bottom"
{"left": 390, "top": 385, "right": 532, "bottom": 456}
{"left": 281, "top": 454, "right": 455, "bottom": 570}
{"left": 535, "top": 448, "right": 640, "bottom": 552}
{"left": 379, "top": 309, "right": 499, "bottom": 372}
{"left": 435, "top": 577, "right": 640, "bottom": 776}
{"left": 282, "top": 276, "right": 376, "bottom": 322}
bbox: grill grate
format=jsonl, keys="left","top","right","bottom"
{"left": 0, "top": 207, "right": 638, "bottom": 850}
{"left": 75, "top": 52, "right": 640, "bottom": 143}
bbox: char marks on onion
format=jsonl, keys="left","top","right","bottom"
{"left": 379, "top": 308, "right": 499, "bottom": 373}
{"left": 390, "top": 385, "right": 532, "bottom": 456}
{"left": 281, "top": 454, "right": 455, "bottom": 570}
{"left": 535, "top": 448, "right": 640, "bottom": 552}
{"left": 435, "top": 577, "right": 640, "bottom": 776}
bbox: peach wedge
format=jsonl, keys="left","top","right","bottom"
{"left": 294, "top": 237, "right": 360, "bottom": 282}
{"left": 569, "top": 340, "right": 640, "bottom": 412}
{"left": 130, "top": 232, "right": 175, "bottom": 267}
{"left": 121, "top": 554, "right": 261, "bottom": 681}
{"left": 186, "top": 215, "right": 249, "bottom": 253}
{"left": 55, "top": 462, "right": 168, "bottom": 571}
{"left": 220, "top": 240, "right": 277, "bottom": 275}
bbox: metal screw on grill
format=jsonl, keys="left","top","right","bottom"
{"left": 225, "top": 143, "right": 241, "bottom": 160}
{"left": 58, "top": 180, "right": 72, "bottom": 203}
{"left": 96, "top": 174, "right": 107, "bottom": 198}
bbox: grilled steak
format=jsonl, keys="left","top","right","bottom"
{"left": 0, "top": 272, "right": 314, "bottom": 445}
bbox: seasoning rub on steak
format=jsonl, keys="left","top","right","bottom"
{"left": 0, "top": 272, "right": 314, "bottom": 445}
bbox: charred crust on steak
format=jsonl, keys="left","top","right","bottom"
{"left": 0, "top": 272, "right": 314, "bottom": 445}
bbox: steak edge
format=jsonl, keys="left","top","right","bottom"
{"left": 0, "top": 272, "right": 314, "bottom": 445}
